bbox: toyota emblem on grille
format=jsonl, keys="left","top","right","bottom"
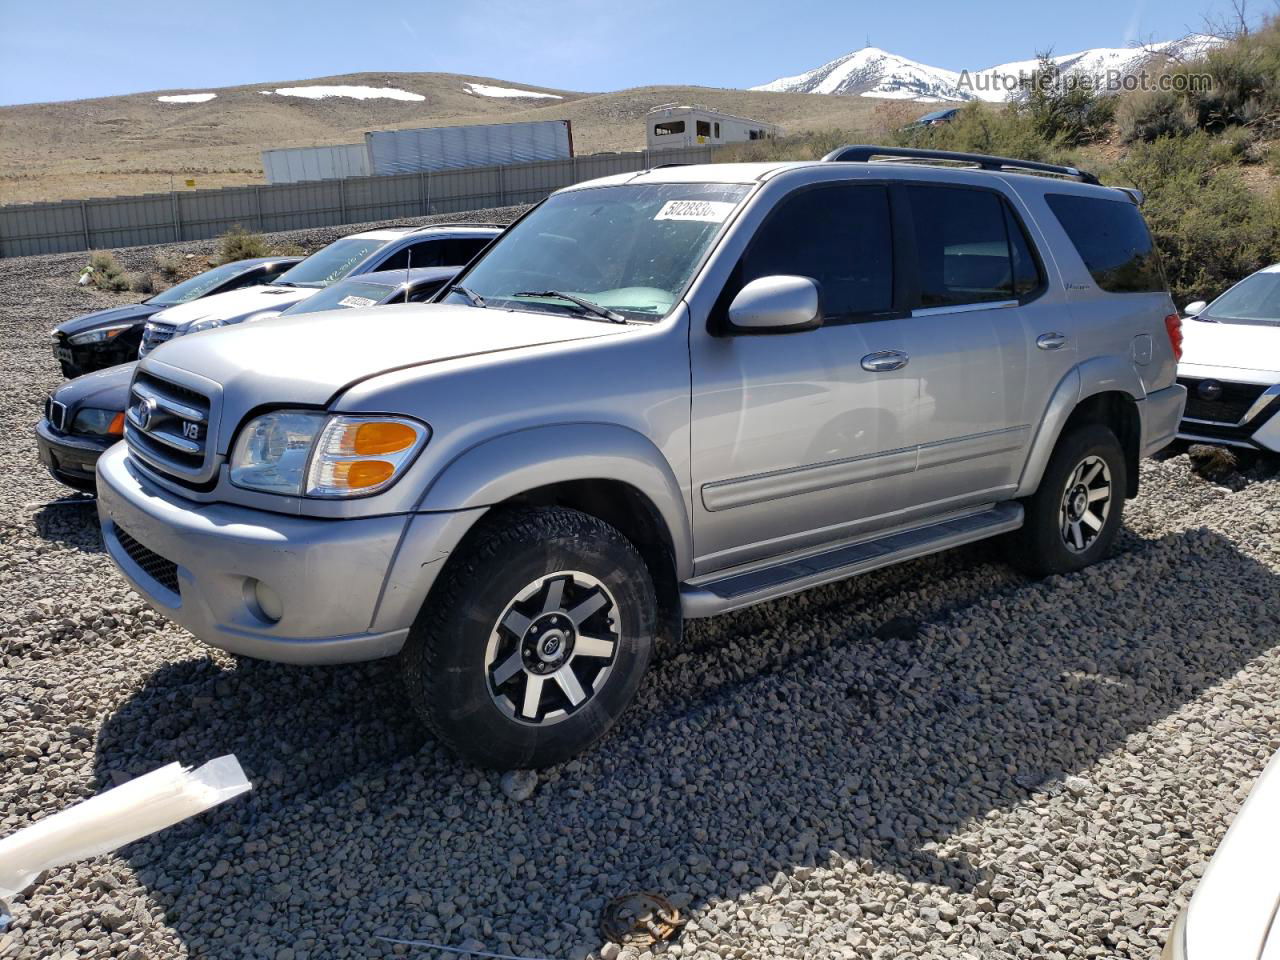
{"left": 1197, "top": 380, "right": 1224, "bottom": 401}
{"left": 133, "top": 396, "right": 158, "bottom": 430}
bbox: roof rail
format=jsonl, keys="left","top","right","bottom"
{"left": 408, "top": 221, "right": 508, "bottom": 232}
{"left": 822, "top": 145, "right": 1101, "bottom": 186}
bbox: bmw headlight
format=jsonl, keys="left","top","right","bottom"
{"left": 187, "top": 317, "right": 226, "bottom": 335}
{"left": 68, "top": 323, "right": 134, "bottom": 346}
{"left": 229, "top": 412, "right": 429, "bottom": 498}
{"left": 72, "top": 408, "right": 125, "bottom": 437}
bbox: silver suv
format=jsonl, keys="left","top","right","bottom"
{"left": 97, "top": 147, "right": 1187, "bottom": 768}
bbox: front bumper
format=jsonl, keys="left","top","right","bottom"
{"left": 1176, "top": 375, "right": 1280, "bottom": 452}
{"left": 35, "top": 418, "right": 116, "bottom": 491}
{"left": 54, "top": 332, "right": 141, "bottom": 377}
{"left": 95, "top": 444, "right": 484, "bottom": 664}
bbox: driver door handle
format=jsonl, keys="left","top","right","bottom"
{"left": 861, "top": 350, "right": 909, "bottom": 372}
{"left": 1037, "top": 332, "right": 1068, "bottom": 350}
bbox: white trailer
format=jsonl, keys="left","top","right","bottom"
{"left": 645, "top": 104, "right": 780, "bottom": 151}
{"left": 261, "top": 120, "right": 575, "bottom": 184}
{"left": 364, "top": 120, "right": 574, "bottom": 176}
{"left": 261, "top": 143, "right": 370, "bottom": 184}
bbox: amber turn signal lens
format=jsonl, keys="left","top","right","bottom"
{"left": 353, "top": 421, "right": 417, "bottom": 455}
{"left": 108, "top": 412, "right": 125, "bottom": 437}
{"left": 333, "top": 459, "right": 395, "bottom": 489}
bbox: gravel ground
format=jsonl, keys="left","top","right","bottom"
{"left": 3, "top": 226, "right": 1280, "bottom": 960}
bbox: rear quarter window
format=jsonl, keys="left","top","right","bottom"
{"left": 1045, "top": 193, "right": 1166, "bottom": 294}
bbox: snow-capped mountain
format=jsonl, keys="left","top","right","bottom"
{"left": 752, "top": 34, "right": 1225, "bottom": 103}
{"left": 753, "top": 48, "right": 967, "bottom": 102}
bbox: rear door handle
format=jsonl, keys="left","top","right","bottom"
{"left": 1037, "top": 332, "right": 1068, "bottom": 350}
{"left": 861, "top": 350, "right": 909, "bottom": 372}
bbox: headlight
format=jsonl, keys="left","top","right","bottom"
{"left": 68, "top": 323, "right": 133, "bottom": 346}
{"left": 187, "top": 317, "right": 226, "bottom": 335}
{"left": 72, "top": 408, "right": 125, "bottom": 437}
{"left": 229, "top": 412, "right": 428, "bottom": 498}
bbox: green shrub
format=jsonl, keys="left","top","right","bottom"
{"left": 1117, "top": 89, "right": 1196, "bottom": 143}
{"left": 86, "top": 251, "right": 129, "bottom": 292}
{"left": 1111, "top": 133, "right": 1280, "bottom": 303}
{"left": 128, "top": 272, "right": 157, "bottom": 294}
{"left": 216, "top": 225, "right": 270, "bottom": 264}
{"left": 896, "top": 102, "right": 1070, "bottom": 163}
{"left": 154, "top": 252, "right": 182, "bottom": 279}
{"left": 1015, "top": 54, "right": 1116, "bottom": 146}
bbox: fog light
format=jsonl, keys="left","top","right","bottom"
{"left": 245, "top": 578, "right": 283, "bottom": 623}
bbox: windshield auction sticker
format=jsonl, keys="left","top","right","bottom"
{"left": 338, "top": 296, "right": 377, "bottom": 308}
{"left": 654, "top": 200, "right": 736, "bottom": 223}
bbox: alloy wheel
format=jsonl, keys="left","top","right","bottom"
{"left": 484, "top": 571, "right": 620, "bottom": 725}
{"left": 1059, "top": 454, "right": 1112, "bottom": 553}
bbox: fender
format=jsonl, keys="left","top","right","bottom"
{"left": 416, "top": 422, "right": 695, "bottom": 580}
{"left": 1015, "top": 356, "right": 1146, "bottom": 497}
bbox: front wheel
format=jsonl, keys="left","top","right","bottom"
{"left": 1006, "top": 423, "right": 1127, "bottom": 577}
{"left": 401, "top": 506, "right": 657, "bottom": 769}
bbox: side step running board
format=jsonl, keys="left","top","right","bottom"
{"left": 680, "top": 502, "right": 1024, "bottom": 618}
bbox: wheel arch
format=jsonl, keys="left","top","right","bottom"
{"left": 1017, "top": 362, "right": 1144, "bottom": 499}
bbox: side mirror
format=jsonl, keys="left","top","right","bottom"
{"left": 727, "top": 276, "right": 822, "bottom": 333}
{"left": 1184, "top": 300, "right": 1207, "bottom": 317}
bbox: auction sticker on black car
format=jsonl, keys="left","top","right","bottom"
{"left": 654, "top": 200, "right": 736, "bottom": 222}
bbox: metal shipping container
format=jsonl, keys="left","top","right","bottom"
{"left": 364, "top": 120, "right": 573, "bottom": 176}
{"left": 262, "top": 143, "right": 370, "bottom": 184}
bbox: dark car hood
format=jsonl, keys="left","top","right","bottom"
{"left": 51, "top": 362, "right": 136, "bottom": 414}
{"left": 55, "top": 302, "right": 161, "bottom": 338}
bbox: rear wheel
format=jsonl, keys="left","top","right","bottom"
{"left": 1006, "top": 423, "right": 1126, "bottom": 577}
{"left": 401, "top": 506, "right": 656, "bottom": 769}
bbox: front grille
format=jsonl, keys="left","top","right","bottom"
{"left": 140, "top": 322, "right": 177, "bottom": 354}
{"left": 125, "top": 370, "right": 213, "bottom": 483}
{"left": 1179, "top": 377, "right": 1270, "bottom": 424}
{"left": 115, "top": 527, "right": 180, "bottom": 594}
{"left": 45, "top": 397, "right": 68, "bottom": 432}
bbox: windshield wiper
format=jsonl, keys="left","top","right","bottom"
{"left": 514, "top": 290, "right": 626, "bottom": 324}
{"left": 450, "top": 285, "right": 487, "bottom": 308}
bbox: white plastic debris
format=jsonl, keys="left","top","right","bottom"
{"left": 0, "top": 755, "right": 250, "bottom": 903}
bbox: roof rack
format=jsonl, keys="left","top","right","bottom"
{"left": 821, "top": 145, "right": 1101, "bottom": 186}
{"left": 410, "top": 221, "right": 508, "bottom": 231}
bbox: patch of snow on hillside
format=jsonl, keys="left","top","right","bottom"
{"left": 157, "top": 93, "right": 217, "bottom": 104}
{"left": 270, "top": 85, "right": 425, "bottom": 101}
{"left": 464, "top": 82, "right": 562, "bottom": 100}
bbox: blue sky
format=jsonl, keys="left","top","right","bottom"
{"left": 0, "top": 0, "right": 1243, "bottom": 106}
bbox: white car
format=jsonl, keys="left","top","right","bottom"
{"left": 1163, "top": 749, "right": 1280, "bottom": 959}
{"left": 1177, "top": 266, "right": 1280, "bottom": 452}
{"left": 138, "top": 224, "right": 499, "bottom": 355}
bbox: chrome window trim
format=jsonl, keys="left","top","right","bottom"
{"left": 911, "top": 299, "right": 1019, "bottom": 318}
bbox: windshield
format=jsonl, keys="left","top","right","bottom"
{"left": 447, "top": 183, "right": 752, "bottom": 321}
{"left": 282, "top": 279, "right": 394, "bottom": 316}
{"left": 1203, "top": 272, "right": 1280, "bottom": 325}
{"left": 146, "top": 261, "right": 261, "bottom": 305}
{"left": 273, "top": 237, "right": 385, "bottom": 288}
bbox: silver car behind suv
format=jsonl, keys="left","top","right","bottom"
{"left": 97, "top": 147, "right": 1187, "bottom": 768}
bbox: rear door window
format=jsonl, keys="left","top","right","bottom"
{"left": 734, "top": 183, "right": 894, "bottom": 321}
{"left": 905, "top": 185, "right": 1020, "bottom": 308}
{"left": 1045, "top": 193, "right": 1165, "bottom": 293}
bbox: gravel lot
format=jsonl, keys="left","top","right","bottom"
{"left": 2, "top": 223, "right": 1280, "bottom": 960}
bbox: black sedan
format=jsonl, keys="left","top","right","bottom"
{"left": 51, "top": 255, "right": 301, "bottom": 377}
{"left": 35, "top": 266, "right": 461, "bottom": 492}
{"left": 36, "top": 364, "right": 133, "bottom": 491}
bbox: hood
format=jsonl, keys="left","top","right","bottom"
{"left": 55, "top": 302, "right": 160, "bottom": 338}
{"left": 51, "top": 362, "right": 136, "bottom": 414}
{"left": 1181, "top": 318, "right": 1280, "bottom": 379}
{"left": 140, "top": 303, "right": 631, "bottom": 444}
{"left": 150, "top": 285, "right": 313, "bottom": 328}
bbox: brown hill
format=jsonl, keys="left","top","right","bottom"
{"left": 0, "top": 71, "right": 888, "bottom": 204}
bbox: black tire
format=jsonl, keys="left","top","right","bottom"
{"left": 401, "top": 506, "right": 657, "bottom": 769}
{"left": 1006, "top": 422, "right": 1127, "bottom": 577}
